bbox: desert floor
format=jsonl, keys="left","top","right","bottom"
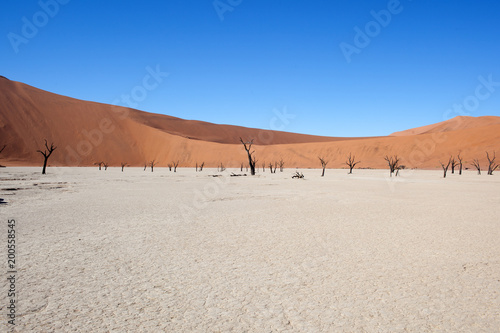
{"left": 1, "top": 167, "right": 499, "bottom": 332}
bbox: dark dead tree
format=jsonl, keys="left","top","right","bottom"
{"left": 486, "top": 151, "right": 499, "bottom": 175}
{"left": 450, "top": 157, "right": 458, "bottom": 174}
{"left": 292, "top": 171, "right": 304, "bottom": 179}
{"left": 0, "top": 145, "right": 5, "bottom": 154}
{"left": 121, "top": 162, "right": 127, "bottom": 172}
{"left": 94, "top": 161, "right": 103, "bottom": 170}
{"left": 252, "top": 156, "right": 258, "bottom": 173}
{"left": 279, "top": 158, "right": 285, "bottom": 172}
{"left": 199, "top": 162, "right": 204, "bottom": 171}
{"left": 240, "top": 138, "right": 256, "bottom": 175}
{"left": 384, "top": 155, "right": 400, "bottom": 177}
{"left": 37, "top": 139, "right": 56, "bottom": 175}
{"left": 457, "top": 153, "right": 463, "bottom": 175}
{"left": 196, "top": 162, "right": 198, "bottom": 172}
{"left": 318, "top": 157, "right": 328, "bottom": 177}
{"left": 144, "top": 163, "right": 147, "bottom": 171}
{"left": 471, "top": 159, "right": 481, "bottom": 175}
{"left": 167, "top": 164, "right": 172, "bottom": 171}
{"left": 103, "top": 162, "right": 109, "bottom": 171}
{"left": 149, "top": 160, "right": 158, "bottom": 172}
{"left": 240, "top": 163, "right": 244, "bottom": 172}
{"left": 262, "top": 162, "right": 266, "bottom": 172}
{"left": 273, "top": 161, "right": 278, "bottom": 174}
{"left": 173, "top": 161, "right": 179, "bottom": 172}
{"left": 268, "top": 162, "right": 274, "bottom": 173}
{"left": 440, "top": 156, "right": 452, "bottom": 178}
{"left": 345, "top": 153, "right": 361, "bottom": 174}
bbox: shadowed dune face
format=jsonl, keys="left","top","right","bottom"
{"left": 1, "top": 77, "right": 499, "bottom": 169}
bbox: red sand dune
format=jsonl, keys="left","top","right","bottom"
{"left": 1, "top": 76, "right": 499, "bottom": 170}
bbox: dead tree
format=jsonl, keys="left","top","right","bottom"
{"left": 262, "top": 162, "right": 266, "bottom": 172}
{"left": 240, "top": 163, "right": 244, "bottom": 172}
{"left": 121, "top": 162, "right": 128, "bottom": 172}
{"left": 37, "top": 139, "right": 56, "bottom": 175}
{"left": 471, "top": 159, "right": 481, "bottom": 175}
{"left": 173, "top": 161, "right": 179, "bottom": 172}
{"left": 0, "top": 145, "right": 5, "bottom": 154}
{"left": 273, "top": 161, "right": 278, "bottom": 173}
{"left": 450, "top": 157, "right": 458, "bottom": 174}
{"left": 292, "top": 171, "right": 304, "bottom": 179}
{"left": 167, "top": 164, "right": 173, "bottom": 171}
{"left": 457, "top": 153, "right": 463, "bottom": 175}
{"left": 94, "top": 161, "right": 103, "bottom": 170}
{"left": 252, "top": 156, "right": 258, "bottom": 173}
{"left": 103, "top": 162, "right": 109, "bottom": 171}
{"left": 345, "top": 153, "right": 360, "bottom": 174}
{"left": 440, "top": 156, "right": 452, "bottom": 178}
{"left": 268, "top": 162, "right": 274, "bottom": 173}
{"left": 486, "top": 151, "right": 499, "bottom": 175}
{"left": 149, "top": 160, "right": 158, "bottom": 172}
{"left": 279, "top": 158, "right": 285, "bottom": 172}
{"left": 240, "top": 138, "right": 256, "bottom": 175}
{"left": 384, "top": 155, "right": 400, "bottom": 177}
{"left": 318, "top": 157, "right": 328, "bottom": 177}
{"left": 199, "top": 162, "right": 204, "bottom": 171}
{"left": 144, "top": 163, "right": 147, "bottom": 171}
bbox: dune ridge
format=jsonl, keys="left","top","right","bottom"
{"left": 1, "top": 77, "right": 499, "bottom": 169}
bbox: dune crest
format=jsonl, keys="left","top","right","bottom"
{"left": 1, "top": 77, "right": 499, "bottom": 169}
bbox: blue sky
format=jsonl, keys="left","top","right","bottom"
{"left": 2, "top": 0, "right": 500, "bottom": 137}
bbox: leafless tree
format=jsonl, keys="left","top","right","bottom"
{"left": 471, "top": 159, "right": 481, "bottom": 175}
{"left": 279, "top": 158, "right": 285, "bottom": 172}
{"left": 167, "top": 163, "right": 172, "bottom": 171}
{"left": 486, "top": 151, "right": 499, "bottom": 175}
{"left": 0, "top": 145, "right": 5, "bottom": 154}
{"left": 262, "top": 162, "right": 266, "bottom": 172}
{"left": 144, "top": 163, "right": 147, "bottom": 171}
{"left": 345, "top": 153, "right": 360, "bottom": 174}
{"left": 240, "top": 138, "right": 256, "bottom": 175}
{"left": 440, "top": 156, "right": 452, "bottom": 178}
{"left": 199, "top": 162, "right": 204, "bottom": 171}
{"left": 94, "top": 161, "right": 103, "bottom": 170}
{"left": 149, "top": 160, "right": 158, "bottom": 172}
{"left": 450, "top": 157, "right": 458, "bottom": 174}
{"left": 103, "top": 162, "right": 109, "bottom": 171}
{"left": 240, "top": 163, "right": 244, "bottom": 172}
{"left": 457, "top": 153, "right": 463, "bottom": 175}
{"left": 292, "top": 171, "right": 304, "bottom": 179}
{"left": 173, "top": 161, "right": 179, "bottom": 172}
{"left": 121, "top": 162, "right": 127, "bottom": 172}
{"left": 218, "top": 163, "right": 225, "bottom": 172}
{"left": 37, "top": 139, "right": 56, "bottom": 175}
{"left": 318, "top": 157, "right": 328, "bottom": 177}
{"left": 384, "top": 155, "right": 400, "bottom": 177}
{"left": 268, "top": 162, "right": 274, "bottom": 173}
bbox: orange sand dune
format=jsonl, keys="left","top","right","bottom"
{"left": 1, "top": 77, "right": 499, "bottom": 169}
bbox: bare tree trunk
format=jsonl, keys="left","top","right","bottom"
{"left": 440, "top": 156, "right": 452, "bottom": 178}
{"left": 457, "top": 154, "right": 463, "bottom": 175}
{"left": 471, "top": 159, "right": 481, "bottom": 175}
{"left": 37, "top": 140, "right": 56, "bottom": 175}
{"left": 240, "top": 138, "right": 256, "bottom": 175}
{"left": 486, "top": 151, "right": 498, "bottom": 175}
{"left": 318, "top": 157, "right": 328, "bottom": 177}
{"left": 345, "top": 153, "right": 360, "bottom": 174}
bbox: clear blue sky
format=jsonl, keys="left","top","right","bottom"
{"left": 2, "top": 0, "right": 500, "bottom": 137}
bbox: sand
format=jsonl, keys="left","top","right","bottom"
{"left": 1, "top": 167, "right": 499, "bottom": 332}
{"left": 2, "top": 77, "right": 500, "bottom": 169}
